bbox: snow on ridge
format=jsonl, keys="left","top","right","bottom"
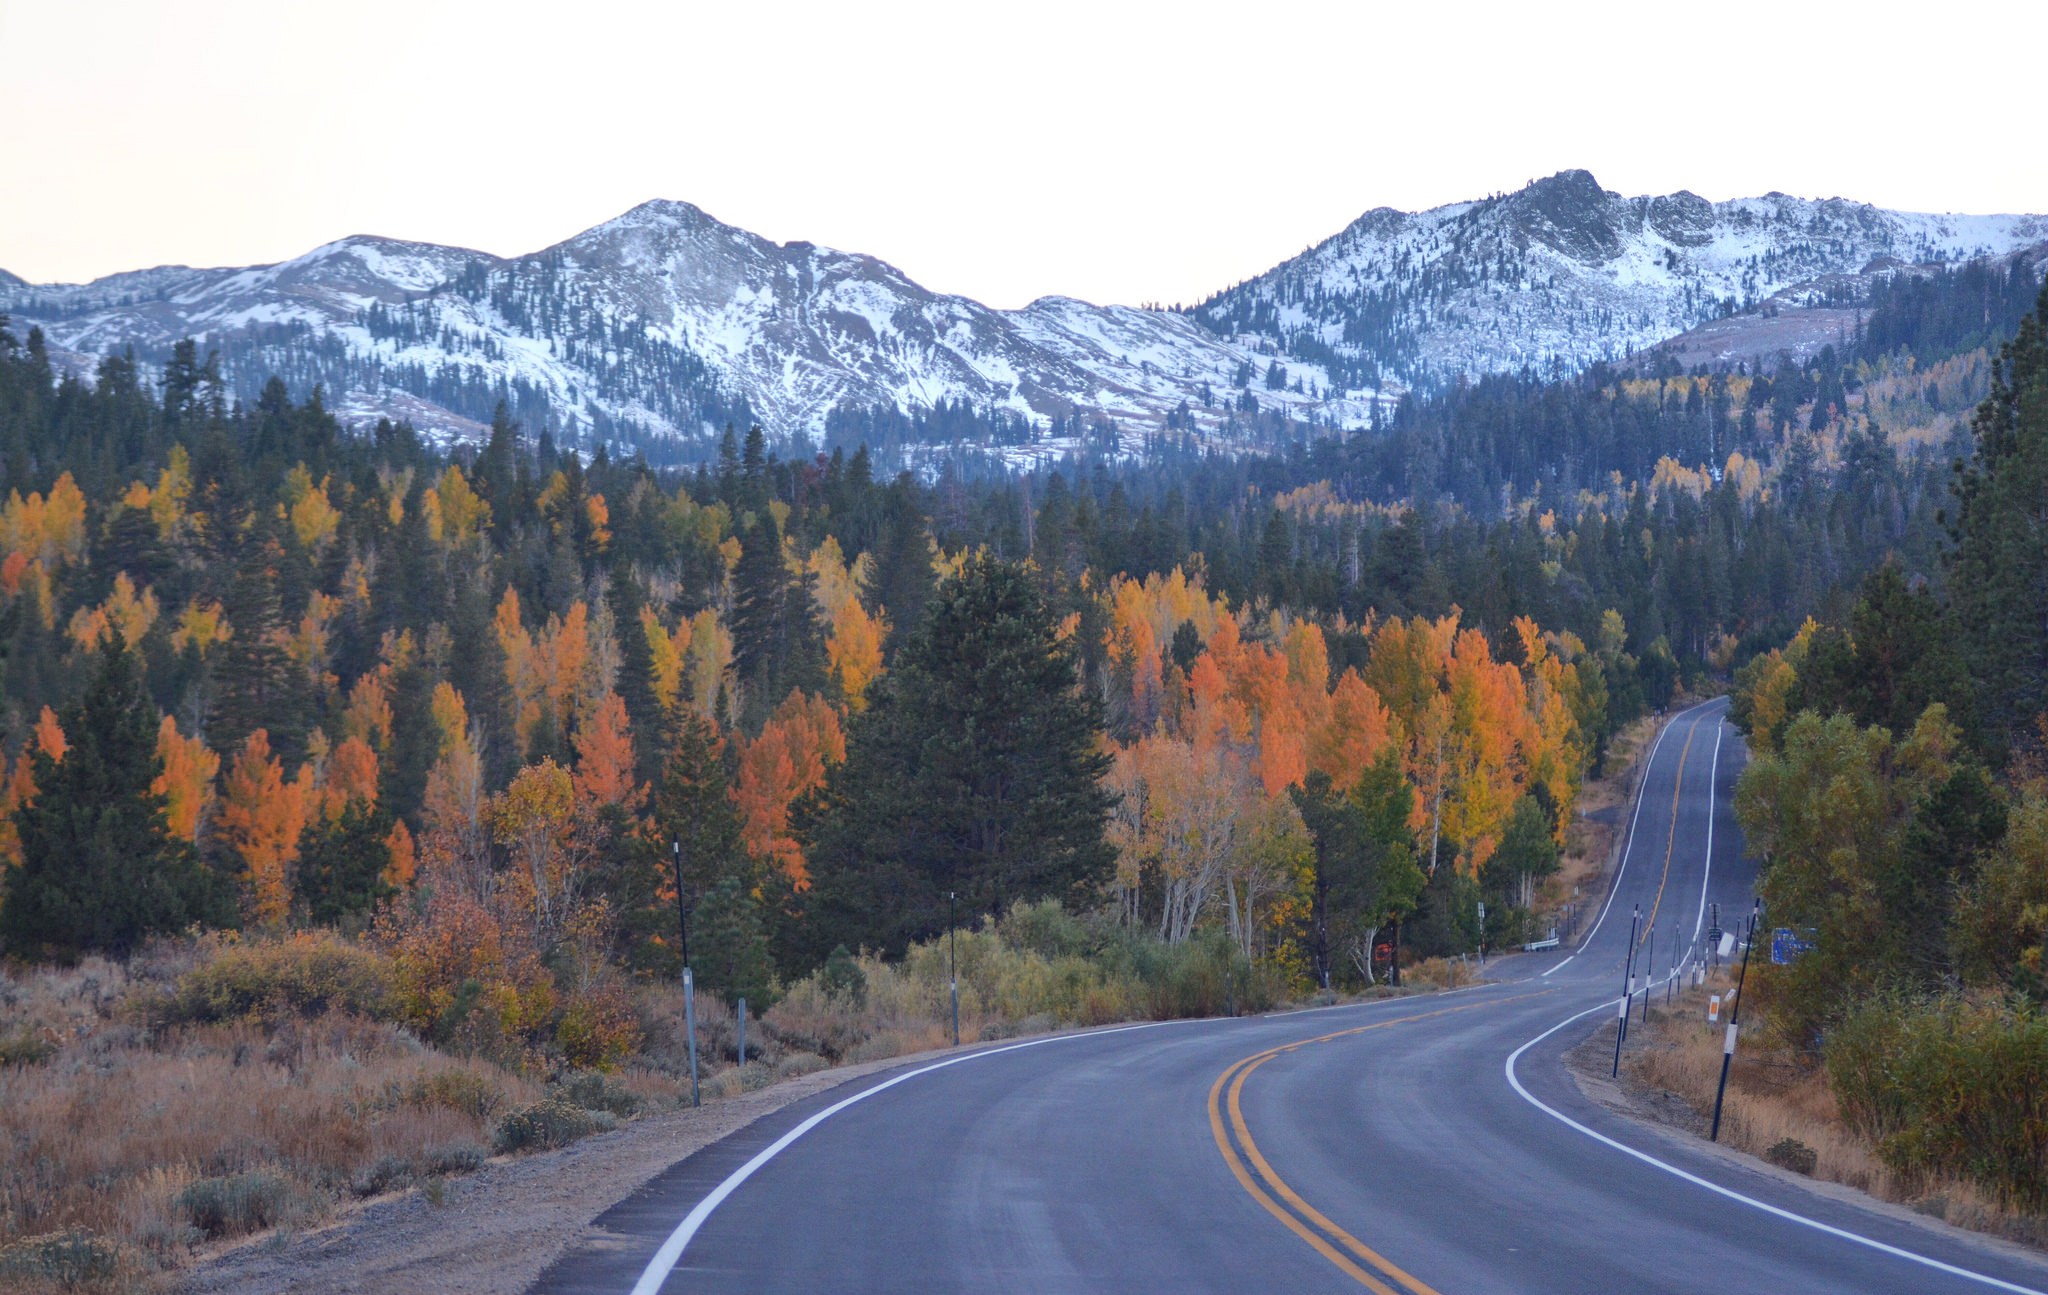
{"left": 8, "top": 173, "right": 2040, "bottom": 457}
{"left": 1196, "top": 171, "right": 2048, "bottom": 389}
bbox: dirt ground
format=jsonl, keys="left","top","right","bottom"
{"left": 172, "top": 1043, "right": 975, "bottom": 1295}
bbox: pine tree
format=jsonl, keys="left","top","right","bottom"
{"left": 799, "top": 555, "right": 1114, "bottom": 963}
{"left": 691, "top": 875, "right": 775, "bottom": 1008}
{"left": 211, "top": 518, "right": 309, "bottom": 763}
{"left": 635, "top": 707, "right": 751, "bottom": 975}
{"left": 1947, "top": 283, "right": 2048, "bottom": 756}
{"left": 295, "top": 801, "right": 398, "bottom": 926}
{"left": 730, "top": 507, "right": 789, "bottom": 709}
{"left": 866, "top": 476, "right": 933, "bottom": 657}
{"left": 1, "top": 636, "right": 230, "bottom": 959}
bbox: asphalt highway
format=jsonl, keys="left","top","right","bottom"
{"left": 534, "top": 700, "right": 2048, "bottom": 1294}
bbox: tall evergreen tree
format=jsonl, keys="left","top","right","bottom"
{"left": 635, "top": 707, "right": 751, "bottom": 975}
{"left": 294, "top": 802, "right": 397, "bottom": 926}
{"left": 1947, "top": 283, "right": 2048, "bottom": 756}
{"left": 1, "top": 636, "right": 230, "bottom": 960}
{"left": 730, "top": 506, "right": 789, "bottom": 708}
{"left": 799, "top": 555, "right": 1115, "bottom": 963}
{"left": 210, "top": 519, "right": 308, "bottom": 763}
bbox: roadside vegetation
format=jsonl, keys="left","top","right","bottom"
{"left": 0, "top": 255, "right": 2033, "bottom": 1284}
{"left": 1623, "top": 970, "right": 2048, "bottom": 1248}
{"left": 1681, "top": 283, "right": 2048, "bottom": 1232}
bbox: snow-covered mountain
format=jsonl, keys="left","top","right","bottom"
{"left": 4, "top": 171, "right": 2043, "bottom": 459}
{"left": 1195, "top": 169, "right": 2048, "bottom": 389}
{"left": 0, "top": 202, "right": 1346, "bottom": 459}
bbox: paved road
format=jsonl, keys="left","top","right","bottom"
{"left": 535, "top": 700, "right": 2048, "bottom": 1294}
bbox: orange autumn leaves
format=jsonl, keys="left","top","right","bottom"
{"left": 1104, "top": 568, "right": 1590, "bottom": 882}
{"left": 217, "top": 730, "right": 387, "bottom": 925}
{"left": 734, "top": 691, "right": 844, "bottom": 888}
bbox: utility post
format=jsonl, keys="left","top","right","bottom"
{"left": 672, "top": 840, "right": 699, "bottom": 1108}
{"left": 1710, "top": 900, "right": 1761, "bottom": 1142}
{"left": 947, "top": 890, "right": 960, "bottom": 1048}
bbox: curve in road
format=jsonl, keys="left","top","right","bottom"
{"left": 534, "top": 700, "right": 2048, "bottom": 1294}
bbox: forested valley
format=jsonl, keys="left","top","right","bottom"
{"left": 0, "top": 255, "right": 2041, "bottom": 1269}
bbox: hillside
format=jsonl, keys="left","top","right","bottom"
{"left": 1195, "top": 169, "right": 2047, "bottom": 389}
{"left": 4, "top": 172, "right": 2042, "bottom": 462}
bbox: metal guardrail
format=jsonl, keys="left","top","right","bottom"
{"left": 1521, "top": 937, "right": 1561, "bottom": 952}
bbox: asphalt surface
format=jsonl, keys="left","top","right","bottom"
{"left": 534, "top": 700, "right": 2048, "bottom": 1294}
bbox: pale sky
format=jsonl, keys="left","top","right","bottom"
{"left": 4, "top": 0, "right": 2045, "bottom": 309}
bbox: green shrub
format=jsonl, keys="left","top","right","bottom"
{"left": 421, "top": 1141, "right": 487, "bottom": 1175}
{"left": 774, "top": 1050, "right": 828, "bottom": 1079}
{"left": 349, "top": 1155, "right": 414, "bottom": 1198}
{"left": 0, "top": 1230, "right": 121, "bottom": 1286}
{"left": 1765, "top": 1138, "right": 1818, "bottom": 1175}
{"left": 157, "top": 933, "right": 397, "bottom": 1025}
{"left": 0, "top": 1026, "right": 57, "bottom": 1067}
{"left": 1828, "top": 994, "right": 2048, "bottom": 1209}
{"left": 818, "top": 945, "right": 866, "bottom": 1004}
{"left": 555, "top": 1070, "right": 642, "bottom": 1117}
{"left": 174, "top": 1171, "right": 304, "bottom": 1239}
{"left": 393, "top": 1066, "right": 507, "bottom": 1120}
{"left": 491, "top": 1099, "right": 617, "bottom": 1155}
{"left": 554, "top": 984, "right": 641, "bottom": 1072}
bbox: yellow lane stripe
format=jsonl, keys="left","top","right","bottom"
{"left": 1638, "top": 714, "right": 1700, "bottom": 943}
{"left": 1207, "top": 1062, "right": 1403, "bottom": 1294}
{"left": 1208, "top": 992, "right": 1552, "bottom": 1293}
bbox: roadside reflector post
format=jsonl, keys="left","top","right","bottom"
{"left": 684, "top": 967, "right": 700, "bottom": 1109}
{"left": 947, "top": 890, "right": 961, "bottom": 1047}
{"left": 1613, "top": 906, "right": 1640, "bottom": 1078}
{"left": 1708, "top": 994, "right": 1720, "bottom": 1023}
{"left": 737, "top": 996, "right": 747, "bottom": 1068}
{"left": 1710, "top": 903, "right": 1760, "bottom": 1142}
{"left": 1667, "top": 922, "right": 1678, "bottom": 1007}
{"left": 1642, "top": 925, "right": 1656, "bottom": 1025}
{"left": 673, "top": 839, "right": 700, "bottom": 1110}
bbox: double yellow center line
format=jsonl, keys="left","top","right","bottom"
{"left": 1207, "top": 992, "right": 1550, "bottom": 1293}
{"left": 1637, "top": 712, "right": 1703, "bottom": 950}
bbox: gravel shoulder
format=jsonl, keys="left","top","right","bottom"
{"left": 173, "top": 1043, "right": 983, "bottom": 1295}
{"left": 1561, "top": 1016, "right": 2048, "bottom": 1266}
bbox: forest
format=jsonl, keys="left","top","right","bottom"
{"left": 0, "top": 259, "right": 2042, "bottom": 1268}
{"left": 0, "top": 256, "right": 2031, "bottom": 1008}
{"left": 1726, "top": 282, "right": 2048, "bottom": 1213}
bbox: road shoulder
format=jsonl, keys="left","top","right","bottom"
{"left": 1559, "top": 1016, "right": 2048, "bottom": 1271}
{"left": 172, "top": 1042, "right": 982, "bottom": 1295}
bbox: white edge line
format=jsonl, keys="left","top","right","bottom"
{"left": 628, "top": 1020, "right": 1179, "bottom": 1295}
{"left": 1545, "top": 698, "right": 1718, "bottom": 976}
{"left": 1509, "top": 709, "right": 2047, "bottom": 1295}
{"left": 1504, "top": 1004, "right": 2047, "bottom": 1295}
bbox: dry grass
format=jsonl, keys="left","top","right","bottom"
{"left": 0, "top": 989, "right": 541, "bottom": 1275}
{"left": 0, "top": 939, "right": 689, "bottom": 1286}
{"left": 1623, "top": 972, "right": 2046, "bottom": 1246}
{"left": 1398, "top": 956, "right": 1486, "bottom": 991}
